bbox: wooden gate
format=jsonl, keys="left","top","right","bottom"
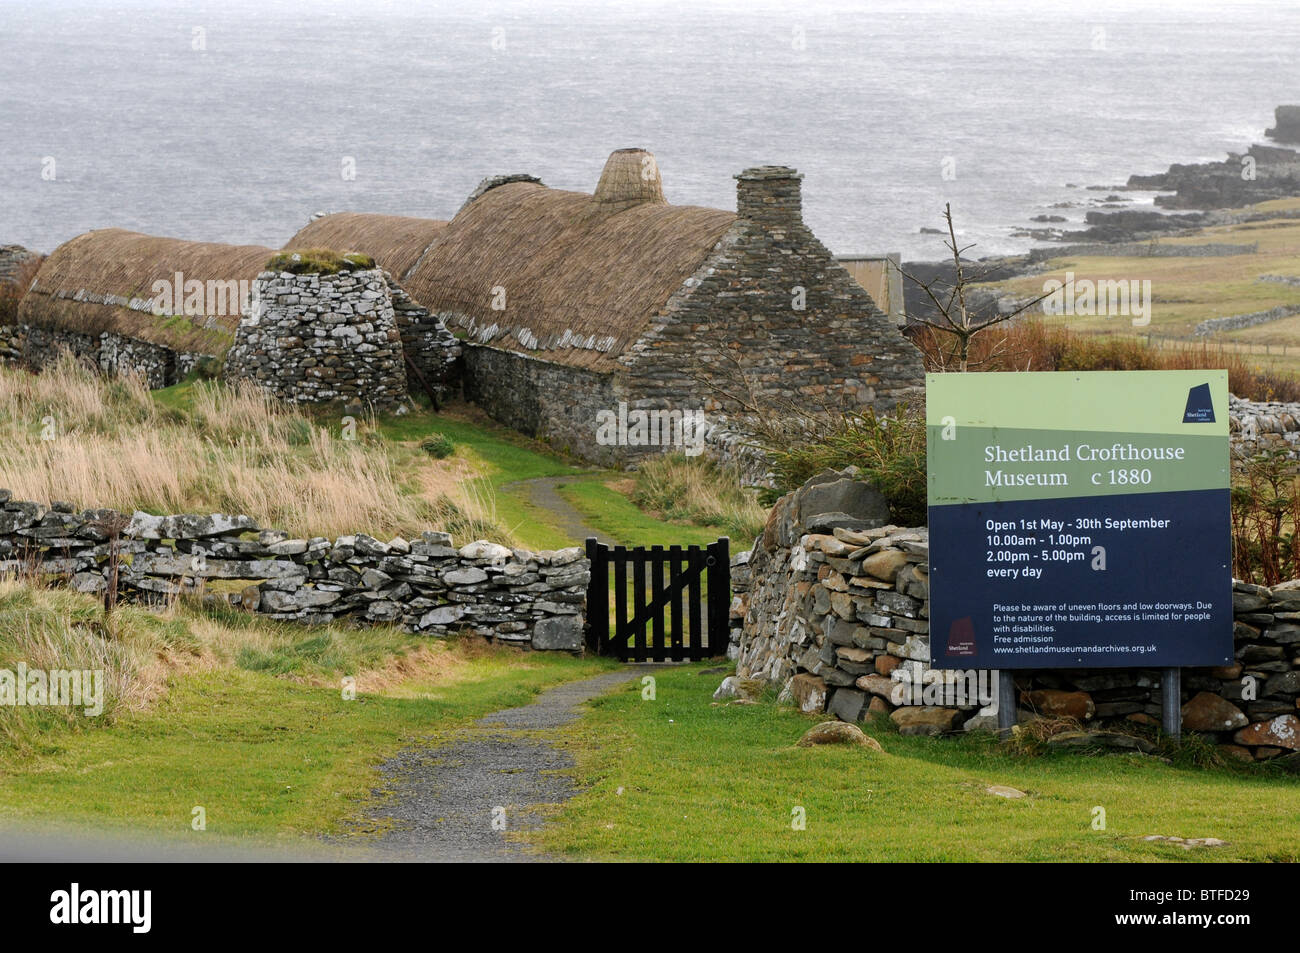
{"left": 585, "top": 537, "right": 730, "bottom": 662}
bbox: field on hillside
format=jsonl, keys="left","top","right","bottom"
{"left": 990, "top": 197, "right": 1300, "bottom": 377}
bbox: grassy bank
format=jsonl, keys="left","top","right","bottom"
{"left": 536, "top": 664, "right": 1300, "bottom": 862}
{"left": 0, "top": 583, "right": 616, "bottom": 847}
{"left": 0, "top": 357, "right": 751, "bottom": 552}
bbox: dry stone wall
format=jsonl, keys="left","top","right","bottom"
{"left": 0, "top": 324, "right": 186, "bottom": 388}
{"left": 1229, "top": 394, "right": 1300, "bottom": 463}
{"left": 735, "top": 469, "right": 1300, "bottom": 764}
{"left": 0, "top": 492, "right": 588, "bottom": 651}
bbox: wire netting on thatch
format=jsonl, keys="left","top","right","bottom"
{"left": 17, "top": 229, "right": 273, "bottom": 352}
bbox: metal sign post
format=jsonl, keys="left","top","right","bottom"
{"left": 1161, "top": 667, "right": 1182, "bottom": 738}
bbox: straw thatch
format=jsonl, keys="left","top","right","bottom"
{"left": 18, "top": 229, "right": 273, "bottom": 353}
{"left": 592, "top": 148, "right": 666, "bottom": 210}
{"left": 405, "top": 181, "right": 736, "bottom": 373}
{"left": 278, "top": 151, "right": 737, "bottom": 373}
{"left": 284, "top": 213, "right": 447, "bottom": 281}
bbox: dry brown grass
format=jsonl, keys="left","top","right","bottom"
{"left": 0, "top": 354, "right": 504, "bottom": 541}
{"left": 911, "top": 319, "right": 1300, "bottom": 401}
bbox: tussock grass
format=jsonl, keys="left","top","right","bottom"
{"left": 0, "top": 354, "right": 503, "bottom": 541}
{"left": 0, "top": 581, "right": 198, "bottom": 751}
{"left": 631, "top": 454, "right": 767, "bottom": 541}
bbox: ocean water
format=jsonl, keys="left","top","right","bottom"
{"left": 1, "top": 0, "right": 1297, "bottom": 260}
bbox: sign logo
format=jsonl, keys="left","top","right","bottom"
{"left": 947, "top": 616, "right": 977, "bottom": 657}
{"left": 1182, "top": 382, "right": 1215, "bottom": 423}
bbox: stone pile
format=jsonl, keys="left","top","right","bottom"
{"left": 0, "top": 492, "right": 588, "bottom": 651}
{"left": 735, "top": 468, "right": 1300, "bottom": 762}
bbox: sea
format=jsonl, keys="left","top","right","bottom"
{"left": 1, "top": 0, "right": 1298, "bottom": 260}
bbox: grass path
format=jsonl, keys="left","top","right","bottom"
{"left": 0, "top": 631, "right": 619, "bottom": 854}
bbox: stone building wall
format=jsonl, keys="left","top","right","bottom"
{"left": 735, "top": 468, "right": 1300, "bottom": 763}
{"left": 224, "top": 268, "right": 410, "bottom": 410}
{"left": 617, "top": 167, "right": 925, "bottom": 425}
{"left": 0, "top": 324, "right": 180, "bottom": 389}
{"left": 461, "top": 342, "right": 619, "bottom": 464}
{"left": 392, "top": 288, "right": 461, "bottom": 401}
{"left": 0, "top": 491, "right": 587, "bottom": 651}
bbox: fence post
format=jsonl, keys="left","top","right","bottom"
{"left": 707, "top": 538, "right": 731, "bottom": 657}
{"left": 584, "top": 537, "right": 607, "bottom": 655}
{"left": 1161, "top": 667, "right": 1182, "bottom": 739}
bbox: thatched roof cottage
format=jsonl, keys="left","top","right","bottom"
{"left": 14, "top": 229, "right": 273, "bottom": 385}
{"left": 287, "top": 148, "right": 924, "bottom": 463}
{"left": 8, "top": 149, "right": 923, "bottom": 463}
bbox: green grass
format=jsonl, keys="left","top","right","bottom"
{"left": 534, "top": 664, "right": 1300, "bottom": 862}
{"left": 375, "top": 405, "right": 589, "bottom": 550}
{"left": 0, "top": 588, "right": 618, "bottom": 848}
{"left": 557, "top": 476, "right": 731, "bottom": 548}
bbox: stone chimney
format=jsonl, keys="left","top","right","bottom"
{"left": 735, "top": 165, "right": 804, "bottom": 227}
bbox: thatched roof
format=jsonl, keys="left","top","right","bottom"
{"left": 284, "top": 213, "right": 447, "bottom": 281}
{"left": 401, "top": 175, "right": 736, "bottom": 372}
{"left": 18, "top": 229, "right": 272, "bottom": 353}
{"left": 283, "top": 151, "right": 737, "bottom": 373}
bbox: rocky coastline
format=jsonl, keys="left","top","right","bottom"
{"left": 902, "top": 104, "right": 1300, "bottom": 330}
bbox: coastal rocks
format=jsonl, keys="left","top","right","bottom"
{"left": 1126, "top": 140, "right": 1300, "bottom": 210}
{"left": 1265, "top": 105, "right": 1300, "bottom": 145}
{"left": 0, "top": 492, "right": 587, "bottom": 652}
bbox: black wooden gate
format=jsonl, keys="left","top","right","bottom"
{"left": 585, "top": 537, "right": 730, "bottom": 661}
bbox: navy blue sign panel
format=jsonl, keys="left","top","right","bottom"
{"left": 929, "top": 488, "right": 1233, "bottom": 669}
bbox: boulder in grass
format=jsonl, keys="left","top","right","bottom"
{"left": 713, "top": 675, "right": 766, "bottom": 703}
{"left": 796, "top": 721, "right": 883, "bottom": 751}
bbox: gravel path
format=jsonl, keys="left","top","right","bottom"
{"left": 357, "top": 668, "right": 647, "bottom": 862}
